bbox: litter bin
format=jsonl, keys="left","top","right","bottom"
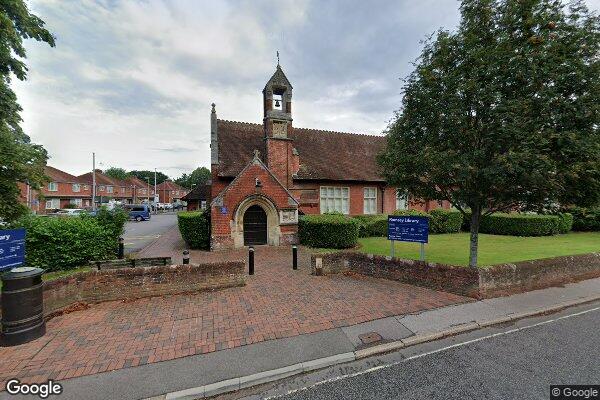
{"left": 1, "top": 267, "right": 46, "bottom": 346}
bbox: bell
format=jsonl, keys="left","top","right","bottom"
{"left": 275, "top": 99, "right": 281, "bottom": 108}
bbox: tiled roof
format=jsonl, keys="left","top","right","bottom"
{"left": 78, "top": 171, "right": 138, "bottom": 188}
{"left": 216, "top": 120, "right": 386, "bottom": 182}
{"left": 181, "top": 182, "right": 211, "bottom": 201}
{"left": 45, "top": 166, "right": 84, "bottom": 183}
{"left": 156, "top": 180, "right": 188, "bottom": 191}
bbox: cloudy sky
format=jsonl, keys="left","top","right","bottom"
{"left": 13, "top": 0, "right": 600, "bottom": 178}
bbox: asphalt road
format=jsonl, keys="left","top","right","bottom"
{"left": 122, "top": 212, "right": 178, "bottom": 254}
{"left": 238, "top": 303, "right": 600, "bottom": 400}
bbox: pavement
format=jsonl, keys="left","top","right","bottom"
{"left": 2, "top": 276, "right": 599, "bottom": 400}
{"left": 123, "top": 212, "right": 178, "bottom": 254}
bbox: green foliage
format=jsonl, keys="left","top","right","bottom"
{"left": 479, "top": 213, "right": 561, "bottom": 236}
{"left": 556, "top": 213, "right": 574, "bottom": 234}
{"left": 299, "top": 214, "right": 359, "bottom": 249}
{"left": 353, "top": 215, "right": 388, "bottom": 237}
{"left": 565, "top": 206, "right": 600, "bottom": 231}
{"left": 104, "top": 167, "right": 130, "bottom": 180}
{"left": 393, "top": 209, "right": 462, "bottom": 234}
{"left": 129, "top": 170, "right": 169, "bottom": 185}
{"left": 0, "top": 1, "right": 54, "bottom": 223}
{"left": 178, "top": 210, "right": 211, "bottom": 250}
{"left": 14, "top": 215, "right": 116, "bottom": 271}
{"left": 93, "top": 207, "right": 128, "bottom": 239}
{"left": 175, "top": 167, "right": 211, "bottom": 189}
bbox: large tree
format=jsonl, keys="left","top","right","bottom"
{"left": 379, "top": 0, "right": 600, "bottom": 267}
{"left": 129, "top": 170, "right": 169, "bottom": 185}
{"left": 104, "top": 167, "right": 130, "bottom": 181}
{"left": 175, "top": 166, "right": 210, "bottom": 189}
{"left": 0, "top": 1, "right": 54, "bottom": 221}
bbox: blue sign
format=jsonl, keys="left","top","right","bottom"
{"left": 220, "top": 206, "right": 228, "bottom": 215}
{"left": 388, "top": 216, "right": 429, "bottom": 243}
{"left": 0, "top": 228, "right": 26, "bottom": 271}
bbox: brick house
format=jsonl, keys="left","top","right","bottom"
{"left": 38, "top": 166, "right": 93, "bottom": 211}
{"left": 209, "top": 64, "right": 449, "bottom": 250}
{"left": 156, "top": 181, "right": 190, "bottom": 204}
{"left": 78, "top": 171, "right": 154, "bottom": 206}
{"left": 181, "top": 182, "right": 210, "bottom": 211}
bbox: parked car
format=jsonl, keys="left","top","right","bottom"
{"left": 48, "top": 208, "right": 87, "bottom": 217}
{"left": 124, "top": 204, "right": 151, "bottom": 222}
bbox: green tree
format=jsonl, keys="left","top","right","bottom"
{"left": 175, "top": 167, "right": 210, "bottom": 189}
{"left": 379, "top": 0, "right": 600, "bottom": 267}
{"left": 104, "top": 167, "right": 130, "bottom": 180}
{"left": 0, "top": 1, "right": 55, "bottom": 221}
{"left": 129, "top": 170, "right": 169, "bottom": 185}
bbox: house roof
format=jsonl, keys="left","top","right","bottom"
{"left": 156, "top": 180, "right": 188, "bottom": 192}
{"left": 181, "top": 182, "right": 211, "bottom": 201}
{"left": 216, "top": 120, "right": 387, "bottom": 182}
{"left": 45, "top": 166, "right": 84, "bottom": 184}
{"left": 78, "top": 171, "right": 142, "bottom": 188}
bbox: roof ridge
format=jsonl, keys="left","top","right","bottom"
{"left": 217, "top": 119, "right": 382, "bottom": 138}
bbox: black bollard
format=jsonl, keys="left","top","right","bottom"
{"left": 249, "top": 246, "right": 255, "bottom": 275}
{"left": 183, "top": 250, "right": 190, "bottom": 265}
{"left": 118, "top": 237, "right": 124, "bottom": 259}
{"left": 292, "top": 245, "right": 298, "bottom": 270}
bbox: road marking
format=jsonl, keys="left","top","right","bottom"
{"left": 265, "top": 305, "right": 600, "bottom": 399}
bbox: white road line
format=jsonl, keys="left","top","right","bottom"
{"left": 265, "top": 305, "right": 600, "bottom": 399}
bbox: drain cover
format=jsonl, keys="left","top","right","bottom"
{"left": 358, "top": 331, "right": 383, "bottom": 344}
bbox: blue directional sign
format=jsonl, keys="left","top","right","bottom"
{"left": 388, "top": 215, "right": 429, "bottom": 243}
{"left": 0, "top": 228, "right": 26, "bottom": 271}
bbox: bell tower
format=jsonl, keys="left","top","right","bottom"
{"left": 263, "top": 62, "right": 293, "bottom": 139}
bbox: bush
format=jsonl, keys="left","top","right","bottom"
{"left": 299, "top": 214, "right": 359, "bottom": 248}
{"left": 93, "top": 207, "right": 128, "bottom": 239}
{"left": 178, "top": 210, "right": 211, "bottom": 250}
{"left": 565, "top": 207, "right": 600, "bottom": 231}
{"left": 353, "top": 215, "right": 388, "bottom": 237}
{"left": 392, "top": 209, "right": 462, "bottom": 234}
{"left": 14, "top": 215, "right": 116, "bottom": 271}
{"left": 556, "top": 213, "right": 574, "bottom": 234}
{"left": 479, "top": 213, "right": 561, "bottom": 236}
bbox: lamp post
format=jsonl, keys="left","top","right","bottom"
{"left": 154, "top": 168, "right": 158, "bottom": 214}
{"left": 145, "top": 177, "right": 150, "bottom": 204}
{"left": 92, "top": 153, "right": 97, "bottom": 211}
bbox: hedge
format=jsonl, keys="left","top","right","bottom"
{"left": 299, "top": 214, "right": 359, "bottom": 248}
{"left": 353, "top": 215, "right": 388, "bottom": 237}
{"left": 479, "top": 213, "right": 561, "bottom": 236}
{"left": 556, "top": 213, "right": 574, "bottom": 234}
{"left": 565, "top": 207, "right": 600, "bottom": 231}
{"left": 178, "top": 210, "right": 211, "bottom": 250}
{"left": 14, "top": 215, "right": 117, "bottom": 272}
{"left": 93, "top": 207, "right": 128, "bottom": 238}
{"left": 392, "top": 209, "right": 462, "bottom": 234}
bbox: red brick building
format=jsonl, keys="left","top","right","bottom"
{"left": 156, "top": 181, "right": 190, "bottom": 204}
{"left": 181, "top": 182, "right": 210, "bottom": 211}
{"left": 209, "top": 65, "right": 449, "bottom": 250}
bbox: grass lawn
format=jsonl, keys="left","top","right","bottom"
{"left": 357, "top": 232, "right": 600, "bottom": 267}
{"left": 0, "top": 266, "right": 92, "bottom": 290}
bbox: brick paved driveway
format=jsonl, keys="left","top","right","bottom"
{"left": 0, "top": 229, "right": 469, "bottom": 387}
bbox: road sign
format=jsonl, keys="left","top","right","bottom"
{"left": 388, "top": 215, "right": 429, "bottom": 243}
{"left": 0, "top": 228, "right": 26, "bottom": 271}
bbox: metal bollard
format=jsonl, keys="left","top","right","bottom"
{"left": 249, "top": 246, "right": 255, "bottom": 275}
{"left": 118, "top": 237, "right": 124, "bottom": 259}
{"left": 183, "top": 250, "right": 190, "bottom": 265}
{"left": 292, "top": 245, "right": 298, "bottom": 270}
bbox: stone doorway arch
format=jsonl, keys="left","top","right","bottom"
{"left": 243, "top": 205, "right": 267, "bottom": 245}
{"left": 232, "top": 195, "right": 281, "bottom": 247}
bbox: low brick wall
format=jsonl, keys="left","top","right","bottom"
{"left": 38, "top": 261, "right": 244, "bottom": 317}
{"left": 90, "top": 257, "right": 172, "bottom": 270}
{"left": 479, "top": 253, "right": 600, "bottom": 297}
{"left": 311, "top": 253, "right": 480, "bottom": 298}
{"left": 311, "top": 252, "right": 600, "bottom": 299}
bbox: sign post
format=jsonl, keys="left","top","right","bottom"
{"left": 387, "top": 215, "right": 429, "bottom": 261}
{"left": 0, "top": 228, "right": 26, "bottom": 271}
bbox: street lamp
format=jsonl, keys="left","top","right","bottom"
{"left": 145, "top": 177, "right": 150, "bottom": 205}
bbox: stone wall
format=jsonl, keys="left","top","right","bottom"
{"left": 312, "top": 252, "right": 600, "bottom": 299}
{"left": 40, "top": 261, "right": 244, "bottom": 317}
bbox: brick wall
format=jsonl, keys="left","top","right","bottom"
{"left": 40, "top": 261, "right": 245, "bottom": 318}
{"left": 311, "top": 252, "right": 600, "bottom": 299}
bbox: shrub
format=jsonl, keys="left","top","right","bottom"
{"left": 428, "top": 209, "right": 463, "bottom": 233}
{"left": 565, "top": 207, "right": 600, "bottom": 231}
{"left": 392, "top": 209, "right": 462, "bottom": 234}
{"left": 93, "top": 207, "right": 128, "bottom": 239}
{"left": 353, "top": 215, "right": 388, "bottom": 237}
{"left": 14, "top": 215, "right": 116, "bottom": 271}
{"left": 479, "top": 213, "right": 561, "bottom": 236}
{"left": 178, "top": 210, "right": 211, "bottom": 250}
{"left": 556, "top": 213, "right": 574, "bottom": 234}
{"left": 299, "top": 214, "right": 359, "bottom": 248}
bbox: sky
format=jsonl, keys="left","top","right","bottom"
{"left": 13, "top": 0, "right": 600, "bottom": 178}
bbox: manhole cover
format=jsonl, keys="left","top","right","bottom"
{"left": 359, "top": 331, "right": 383, "bottom": 344}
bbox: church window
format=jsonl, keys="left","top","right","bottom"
{"left": 363, "top": 187, "right": 377, "bottom": 214}
{"left": 396, "top": 190, "right": 409, "bottom": 210}
{"left": 320, "top": 186, "right": 349, "bottom": 214}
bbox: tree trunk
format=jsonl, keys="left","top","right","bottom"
{"left": 469, "top": 206, "right": 481, "bottom": 268}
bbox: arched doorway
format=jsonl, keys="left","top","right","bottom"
{"left": 243, "top": 205, "right": 267, "bottom": 245}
